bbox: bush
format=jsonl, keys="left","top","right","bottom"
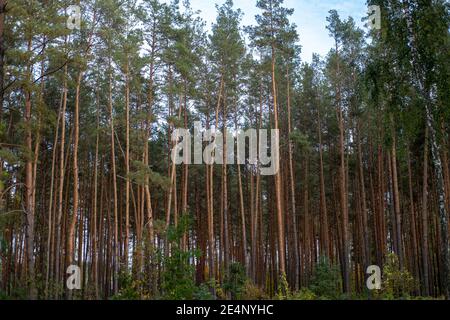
{"left": 290, "top": 288, "right": 317, "bottom": 300}
{"left": 160, "top": 217, "right": 200, "bottom": 300}
{"left": 241, "top": 281, "right": 268, "bottom": 300}
{"left": 223, "top": 262, "right": 247, "bottom": 300}
{"left": 111, "top": 271, "right": 145, "bottom": 300}
{"left": 193, "top": 283, "right": 215, "bottom": 300}
{"left": 276, "top": 273, "right": 290, "bottom": 300}
{"left": 382, "top": 253, "right": 416, "bottom": 300}
{"left": 0, "top": 285, "right": 27, "bottom": 300}
{"left": 309, "top": 257, "right": 342, "bottom": 299}
{"left": 159, "top": 216, "right": 213, "bottom": 300}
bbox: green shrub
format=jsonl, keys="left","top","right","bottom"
{"left": 275, "top": 273, "right": 291, "bottom": 300}
{"left": 223, "top": 262, "right": 247, "bottom": 300}
{"left": 159, "top": 216, "right": 213, "bottom": 300}
{"left": 193, "top": 283, "right": 215, "bottom": 300}
{"left": 241, "top": 281, "right": 268, "bottom": 300}
{"left": 309, "top": 257, "right": 342, "bottom": 299}
{"left": 160, "top": 217, "right": 199, "bottom": 300}
{"left": 290, "top": 288, "right": 317, "bottom": 300}
{"left": 0, "top": 286, "right": 27, "bottom": 300}
{"left": 111, "top": 271, "right": 143, "bottom": 300}
{"left": 382, "top": 253, "right": 416, "bottom": 300}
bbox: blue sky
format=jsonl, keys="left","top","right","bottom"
{"left": 178, "top": 0, "right": 369, "bottom": 62}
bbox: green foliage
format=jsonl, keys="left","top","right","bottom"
{"left": 0, "top": 286, "right": 27, "bottom": 300}
{"left": 160, "top": 216, "right": 213, "bottom": 300}
{"left": 210, "top": 0, "right": 245, "bottom": 88}
{"left": 309, "top": 257, "right": 342, "bottom": 299}
{"left": 161, "top": 246, "right": 198, "bottom": 300}
{"left": 220, "top": 264, "right": 267, "bottom": 300}
{"left": 246, "top": 0, "right": 297, "bottom": 53}
{"left": 275, "top": 274, "right": 319, "bottom": 300}
{"left": 130, "top": 161, "right": 171, "bottom": 190}
{"left": 0, "top": 149, "right": 21, "bottom": 166}
{"left": 381, "top": 253, "right": 416, "bottom": 300}
{"left": 290, "top": 288, "right": 317, "bottom": 300}
{"left": 240, "top": 281, "right": 268, "bottom": 300}
{"left": 111, "top": 272, "right": 145, "bottom": 300}
{"left": 222, "top": 262, "right": 247, "bottom": 300}
{"left": 290, "top": 130, "right": 311, "bottom": 152}
{"left": 193, "top": 283, "right": 215, "bottom": 301}
{"left": 276, "top": 272, "right": 290, "bottom": 300}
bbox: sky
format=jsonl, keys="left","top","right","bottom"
{"left": 175, "top": 0, "right": 369, "bottom": 62}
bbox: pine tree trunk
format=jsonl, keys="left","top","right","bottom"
{"left": 338, "top": 80, "right": 350, "bottom": 294}
{"left": 93, "top": 83, "right": 100, "bottom": 299}
{"left": 318, "top": 101, "right": 330, "bottom": 259}
{"left": 108, "top": 65, "right": 119, "bottom": 294}
{"left": 67, "top": 71, "right": 83, "bottom": 298}
{"left": 357, "top": 124, "right": 369, "bottom": 270}
{"left": 55, "top": 65, "right": 68, "bottom": 292}
{"left": 124, "top": 61, "right": 130, "bottom": 270}
{"left": 391, "top": 121, "right": 403, "bottom": 268}
{"left": 271, "top": 44, "right": 285, "bottom": 276}
{"left": 182, "top": 81, "right": 189, "bottom": 250}
{"left": 407, "top": 150, "right": 420, "bottom": 283}
{"left": 235, "top": 101, "right": 247, "bottom": 269}
{"left": 422, "top": 127, "right": 430, "bottom": 296}
{"left": 45, "top": 88, "right": 62, "bottom": 297}
{"left": 222, "top": 87, "right": 230, "bottom": 272}
{"left": 24, "top": 40, "right": 36, "bottom": 298}
{"left": 286, "top": 67, "right": 299, "bottom": 289}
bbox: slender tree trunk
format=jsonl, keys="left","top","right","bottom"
{"left": 124, "top": 60, "right": 130, "bottom": 270}
{"left": 67, "top": 72, "right": 83, "bottom": 296}
{"left": 142, "top": 48, "right": 156, "bottom": 292}
{"left": 24, "top": 37, "right": 37, "bottom": 300}
{"left": 55, "top": 65, "right": 68, "bottom": 292}
{"left": 391, "top": 120, "right": 403, "bottom": 268}
{"left": 318, "top": 98, "right": 330, "bottom": 259}
{"left": 357, "top": 123, "right": 369, "bottom": 269}
{"left": 331, "top": 36, "right": 350, "bottom": 293}
{"left": 181, "top": 81, "right": 189, "bottom": 250}
{"left": 422, "top": 127, "right": 430, "bottom": 296}
{"left": 222, "top": 87, "right": 229, "bottom": 272}
{"left": 108, "top": 62, "right": 119, "bottom": 294}
{"left": 209, "top": 77, "right": 223, "bottom": 283}
{"left": 45, "top": 87, "right": 62, "bottom": 298}
{"left": 286, "top": 67, "right": 299, "bottom": 289}
{"left": 407, "top": 149, "right": 420, "bottom": 285}
{"left": 234, "top": 101, "right": 247, "bottom": 269}
{"left": 93, "top": 82, "right": 100, "bottom": 299}
{"left": 165, "top": 67, "right": 181, "bottom": 232}
{"left": 337, "top": 72, "right": 350, "bottom": 294}
{"left": 271, "top": 44, "right": 285, "bottom": 276}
